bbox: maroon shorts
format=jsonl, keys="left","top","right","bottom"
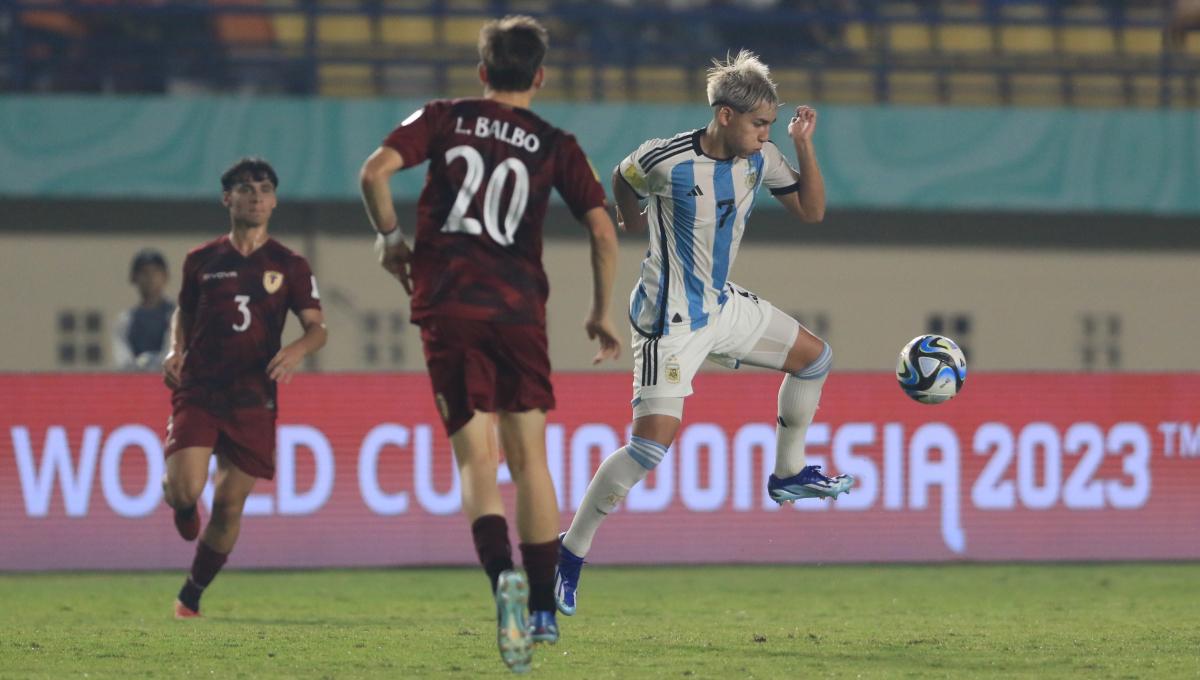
{"left": 419, "top": 316, "right": 555, "bottom": 436}
{"left": 164, "top": 401, "right": 277, "bottom": 480}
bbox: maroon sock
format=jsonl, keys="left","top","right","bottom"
{"left": 178, "top": 540, "right": 228, "bottom": 612}
{"left": 471, "top": 515, "right": 513, "bottom": 594}
{"left": 520, "top": 540, "right": 558, "bottom": 613}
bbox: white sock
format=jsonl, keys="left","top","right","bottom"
{"left": 774, "top": 344, "right": 832, "bottom": 478}
{"left": 563, "top": 447, "right": 651, "bottom": 557}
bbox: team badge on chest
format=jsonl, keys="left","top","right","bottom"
{"left": 745, "top": 167, "right": 759, "bottom": 189}
{"left": 263, "top": 271, "right": 284, "bottom": 294}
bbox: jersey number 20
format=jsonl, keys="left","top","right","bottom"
{"left": 441, "top": 145, "right": 529, "bottom": 247}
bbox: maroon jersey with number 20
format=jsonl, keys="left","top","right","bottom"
{"left": 383, "top": 98, "right": 607, "bottom": 325}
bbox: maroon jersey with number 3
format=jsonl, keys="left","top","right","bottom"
{"left": 383, "top": 98, "right": 606, "bottom": 325}
{"left": 176, "top": 235, "right": 321, "bottom": 411}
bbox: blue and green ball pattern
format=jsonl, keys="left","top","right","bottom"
{"left": 896, "top": 334, "right": 968, "bottom": 404}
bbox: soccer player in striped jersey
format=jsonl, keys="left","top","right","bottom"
{"left": 555, "top": 50, "right": 853, "bottom": 616}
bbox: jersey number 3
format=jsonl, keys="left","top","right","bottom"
{"left": 441, "top": 145, "right": 529, "bottom": 247}
{"left": 233, "top": 294, "right": 251, "bottom": 332}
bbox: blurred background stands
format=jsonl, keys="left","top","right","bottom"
{"left": 4, "top": 0, "right": 1199, "bottom": 107}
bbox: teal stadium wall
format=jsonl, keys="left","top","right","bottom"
{"left": 3, "top": 96, "right": 1200, "bottom": 214}
{"left": 2, "top": 97, "right": 1198, "bottom": 373}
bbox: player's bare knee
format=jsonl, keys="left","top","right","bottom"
{"left": 789, "top": 340, "right": 832, "bottom": 379}
{"left": 454, "top": 449, "right": 500, "bottom": 481}
{"left": 631, "top": 401, "right": 683, "bottom": 447}
{"left": 505, "top": 457, "right": 552, "bottom": 484}
{"left": 501, "top": 444, "right": 548, "bottom": 479}
{"left": 166, "top": 476, "right": 205, "bottom": 509}
{"left": 782, "top": 326, "right": 826, "bottom": 368}
{"left": 505, "top": 453, "right": 529, "bottom": 478}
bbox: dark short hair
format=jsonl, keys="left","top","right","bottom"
{"left": 220, "top": 156, "right": 278, "bottom": 191}
{"left": 129, "top": 248, "right": 167, "bottom": 281}
{"left": 478, "top": 15, "right": 549, "bottom": 92}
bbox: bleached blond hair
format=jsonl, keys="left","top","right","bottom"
{"left": 705, "top": 50, "right": 779, "bottom": 113}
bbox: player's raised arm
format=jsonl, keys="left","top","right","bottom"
{"left": 359, "top": 145, "right": 413, "bottom": 293}
{"left": 774, "top": 105, "right": 826, "bottom": 223}
{"left": 581, "top": 206, "right": 621, "bottom": 364}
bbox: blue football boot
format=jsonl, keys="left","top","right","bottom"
{"left": 554, "top": 532, "right": 584, "bottom": 616}
{"left": 529, "top": 610, "right": 559, "bottom": 645}
{"left": 768, "top": 465, "right": 854, "bottom": 503}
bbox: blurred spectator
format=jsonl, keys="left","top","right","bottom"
{"left": 13, "top": 0, "right": 228, "bottom": 93}
{"left": 84, "top": 1, "right": 222, "bottom": 93}
{"left": 112, "top": 248, "right": 174, "bottom": 371}
{"left": 715, "top": 0, "right": 836, "bottom": 62}
{"left": 1167, "top": 0, "right": 1200, "bottom": 49}
{"left": 15, "top": 5, "right": 90, "bottom": 91}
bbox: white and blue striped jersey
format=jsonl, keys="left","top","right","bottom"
{"left": 619, "top": 129, "right": 801, "bottom": 337}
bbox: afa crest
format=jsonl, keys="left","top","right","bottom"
{"left": 745, "top": 169, "right": 759, "bottom": 189}
{"left": 665, "top": 356, "right": 681, "bottom": 384}
{"left": 263, "top": 271, "right": 284, "bottom": 294}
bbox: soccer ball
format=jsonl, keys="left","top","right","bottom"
{"left": 896, "top": 334, "right": 967, "bottom": 404}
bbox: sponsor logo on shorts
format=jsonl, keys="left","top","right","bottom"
{"left": 435, "top": 393, "right": 450, "bottom": 422}
{"left": 263, "top": 271, "right": 284, "bottom": 294}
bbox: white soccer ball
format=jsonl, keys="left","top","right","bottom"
{"left": 896, "top": 334, "right": 967, "bottom": 404}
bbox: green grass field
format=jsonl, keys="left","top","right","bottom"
{"left": 1, "top": 564, "right": 1197, "bottom": 679}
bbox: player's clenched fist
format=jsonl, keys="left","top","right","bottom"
{"left": 788, "top": 105, "right": 817, "bottom": 143}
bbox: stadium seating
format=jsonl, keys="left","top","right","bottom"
{"left": 380, "top": 16, "right": 435, "bottom": 47}
{"left": 946, "top": 72, "right": 1000, "bottom": 106}
{"left": 888, "top": 70, "right": 940, "bottom": 105}
{"left": 8, "top": 0, "right": 1199, "bottom": 107}
{"left": 936, "top": 23, "right": 994, "bottom": 54}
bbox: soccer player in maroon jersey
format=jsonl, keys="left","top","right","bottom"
{"left": 358, "top": 15, "right": 620, "bottom": 673}
{"left": 160, "top": 157, "right": 327, "bottom": 619}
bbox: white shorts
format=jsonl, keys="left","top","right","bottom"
{"left": 631, "top": 282, "right": 794, "bottom": 401}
